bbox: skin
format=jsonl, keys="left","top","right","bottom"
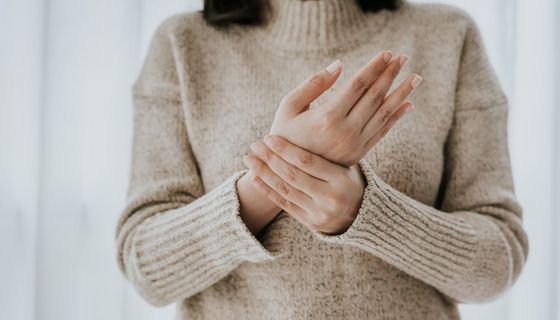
{"left": 237, "top": 50, "right": 421, "bottom": 235}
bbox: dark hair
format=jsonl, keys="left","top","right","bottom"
{"left": 203, "top": 0, "right": 401, "bottom": 26}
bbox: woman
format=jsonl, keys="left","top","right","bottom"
{"left": 115, "top": 0, "right": 529, "bottom": 319}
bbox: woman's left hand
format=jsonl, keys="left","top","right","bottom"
{"left": 243, "top": 135, "right": 366, "bottom": 235}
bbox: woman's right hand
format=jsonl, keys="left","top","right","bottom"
{"left": 269, "top": 51, "right": 422, "bottom": 167}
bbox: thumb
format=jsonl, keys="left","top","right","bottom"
{"left": 280, "top": 59, "right": 342, "bottom": 117}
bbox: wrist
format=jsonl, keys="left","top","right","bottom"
{"left": 237, "top": 172, "right": 282, "bottom": 217}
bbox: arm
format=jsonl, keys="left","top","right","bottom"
{"left": 238, "top": 51, "right": 415, "bottom": 231}
{"left": 312, "top": 16, "right": 528, "bottom": 303}
{"left": 247, "top": 16, "right": 528, "bottom": 303}
{"left": 115, "top": 19, "right": 281, "bottom": 307}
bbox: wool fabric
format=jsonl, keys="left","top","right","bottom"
{"left": 115, "top": 0, "right": 529, "bottom": 319}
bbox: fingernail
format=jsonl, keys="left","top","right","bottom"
{"left": 325, "top": 59, "right": 341, "bottom": 74}
{"left": 250, "top": 142, "right": 262, "bottom": 154}
{"left": 383, "top": 51, "right": 392, "bottom": 62}
{"left": 411, "top": 75, "right": 422, "bottom": 89}
{"left": 263, "top": 135, "right": 274, "bottom": 145}
{"left": 399, "top": 55, "right": 409, "bottom": 67}
{"left": 406, "top": 103, "right": 415, "bottom": 111}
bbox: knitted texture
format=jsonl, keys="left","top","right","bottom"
{"left": 115, "top": 0, "right": 529, "bottom": 319}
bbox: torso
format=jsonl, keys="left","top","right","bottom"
{"left": 167, "top": 2, "right": 471, "bottom": 318}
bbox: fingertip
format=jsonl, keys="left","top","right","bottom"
{"left": 382, "top": 50, "right": 393, "bottom": 62}
{"left": 264, "top": 134, "right": 280, "bottom": 147}
{"left": 411, "top": 74, "right": 422, "bottom": 89}
{"left": 398, "top": 55, "right": 409, "bottom": 67}
{"left": 387, "top": 54, "right": 400, "bottom": 64}
{"left": 325, "top": 59, "right": 341, "bottom": 74}
{"left": 404, "top": 101, "right": 414, "bottom": 111}
{"left": 264, "top": 134, "right": 274, "bottom": 144}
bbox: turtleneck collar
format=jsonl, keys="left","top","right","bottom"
{"left": 251, "top": 0, "right": 393, "bottom": 56}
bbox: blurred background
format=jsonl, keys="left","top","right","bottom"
{"left": 0, "top": 0, "right": 558, "bottom": 319}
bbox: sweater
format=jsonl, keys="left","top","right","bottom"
{"left": 115, "top": 0, "right": 529, "bottom": 319}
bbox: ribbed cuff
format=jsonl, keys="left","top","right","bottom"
{"left": 310, "top": 159, "right": 517, "bottom": 302}
{"left": 311, "top": 159, "right": 488, "bottom": 291}
{"left": 129, "top": 170, "right": 280, "bottom": 305}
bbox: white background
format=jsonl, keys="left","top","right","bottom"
{"left": 0, "top": 0, "right": 558, "bottom": 319}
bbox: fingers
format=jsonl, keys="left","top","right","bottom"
{"left": 243, "top": 154, "right": 313, "bottom": 211}
{"left": 361, "top": 73, "right": 421, "bottom": 136}
{"left": 280, "top": 60, "right": 342, "bottom": 117}
{"left": 348, "top": 54, "right": 408, "bottom": 123}
{"left": 363, "top": 100, "right": 414, "bottom": 151}
{"left": 262, "top": 135, "right": 344, "bottom": 181}
{"left": 248, "top": 174, "right": 312, "bottom": 229}
{"left": 329, "top": 50, "right": 393, "bottom": 115}
{"left": 250, "top": 140, "right": 326, "bottom": 198}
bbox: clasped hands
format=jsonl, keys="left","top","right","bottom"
{"left": 243, "top": 51, "right": 422, "bottom": 235}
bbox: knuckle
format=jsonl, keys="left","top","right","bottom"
{"left": 276, "top": 195, "right": 290, "bottom": 208}
{"left": 276, "top": 181, "right": 290, "bottom": 196}
{"left": 369, "top": 89, "right": 386, "bottom": 106}
{"left": 274, "top": 141, "right": 286, "bottom": 153}
{"left": 318, "top": 110, "right": 338, "bottom": 129}
{"left": 298, "top": 152, "right": 314, "bottom": 166}
{"left": 252, "top": 159, "right": 265, "bottom": 171}
{"left": 285, "top": 167, "right": 298, "bottom": 183}
{"left": 308, "top": 73, "right": 325, "bottom": 88}
{"left": 254, "top": 178, "right": 266, "bottom": 192}
{"left": 381, "top": 108, "right": 392, "bottom": 123}
{"left": 351, "top": 77, "right": 368, "bottom": 92}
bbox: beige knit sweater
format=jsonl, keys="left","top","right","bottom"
{"left": 115, "top": 0, "right": 529, "bottom": 319}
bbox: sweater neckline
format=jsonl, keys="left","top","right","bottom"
{"left": 250, "top": 0, "right": 394, "bottom": 57}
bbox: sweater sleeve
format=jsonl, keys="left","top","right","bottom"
{"left": 311, "top": 14, "right": 529, "bottom": 304}
{"left": 115, "top": 18, "right": 280, "bottom": 307}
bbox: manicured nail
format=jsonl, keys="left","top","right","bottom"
{"left": 399, "top": 55, "right": 409, "bottom": 67}
{"left": 263, "top": 135, "right": 274, "bottom": 145}
{"left": 325, "top": 59, "right": 341, "bottom": 74}
{"left": 250, "top": 142, "right": 262, "bottom": 154}
{"left": 383, "top": 51, "right": 393, "bottom": 62}
{"left": 405, "top": 103, "right": 415, "bottom": 111}
{"left": 411, "top": 75, "right": 422, "bottom": 89}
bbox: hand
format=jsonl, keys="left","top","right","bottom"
{"left": 243, "top": 135, "right": 366, "bottom": 235}
{"left": 269, "top": 51, "right": 421, "bottom": 167}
